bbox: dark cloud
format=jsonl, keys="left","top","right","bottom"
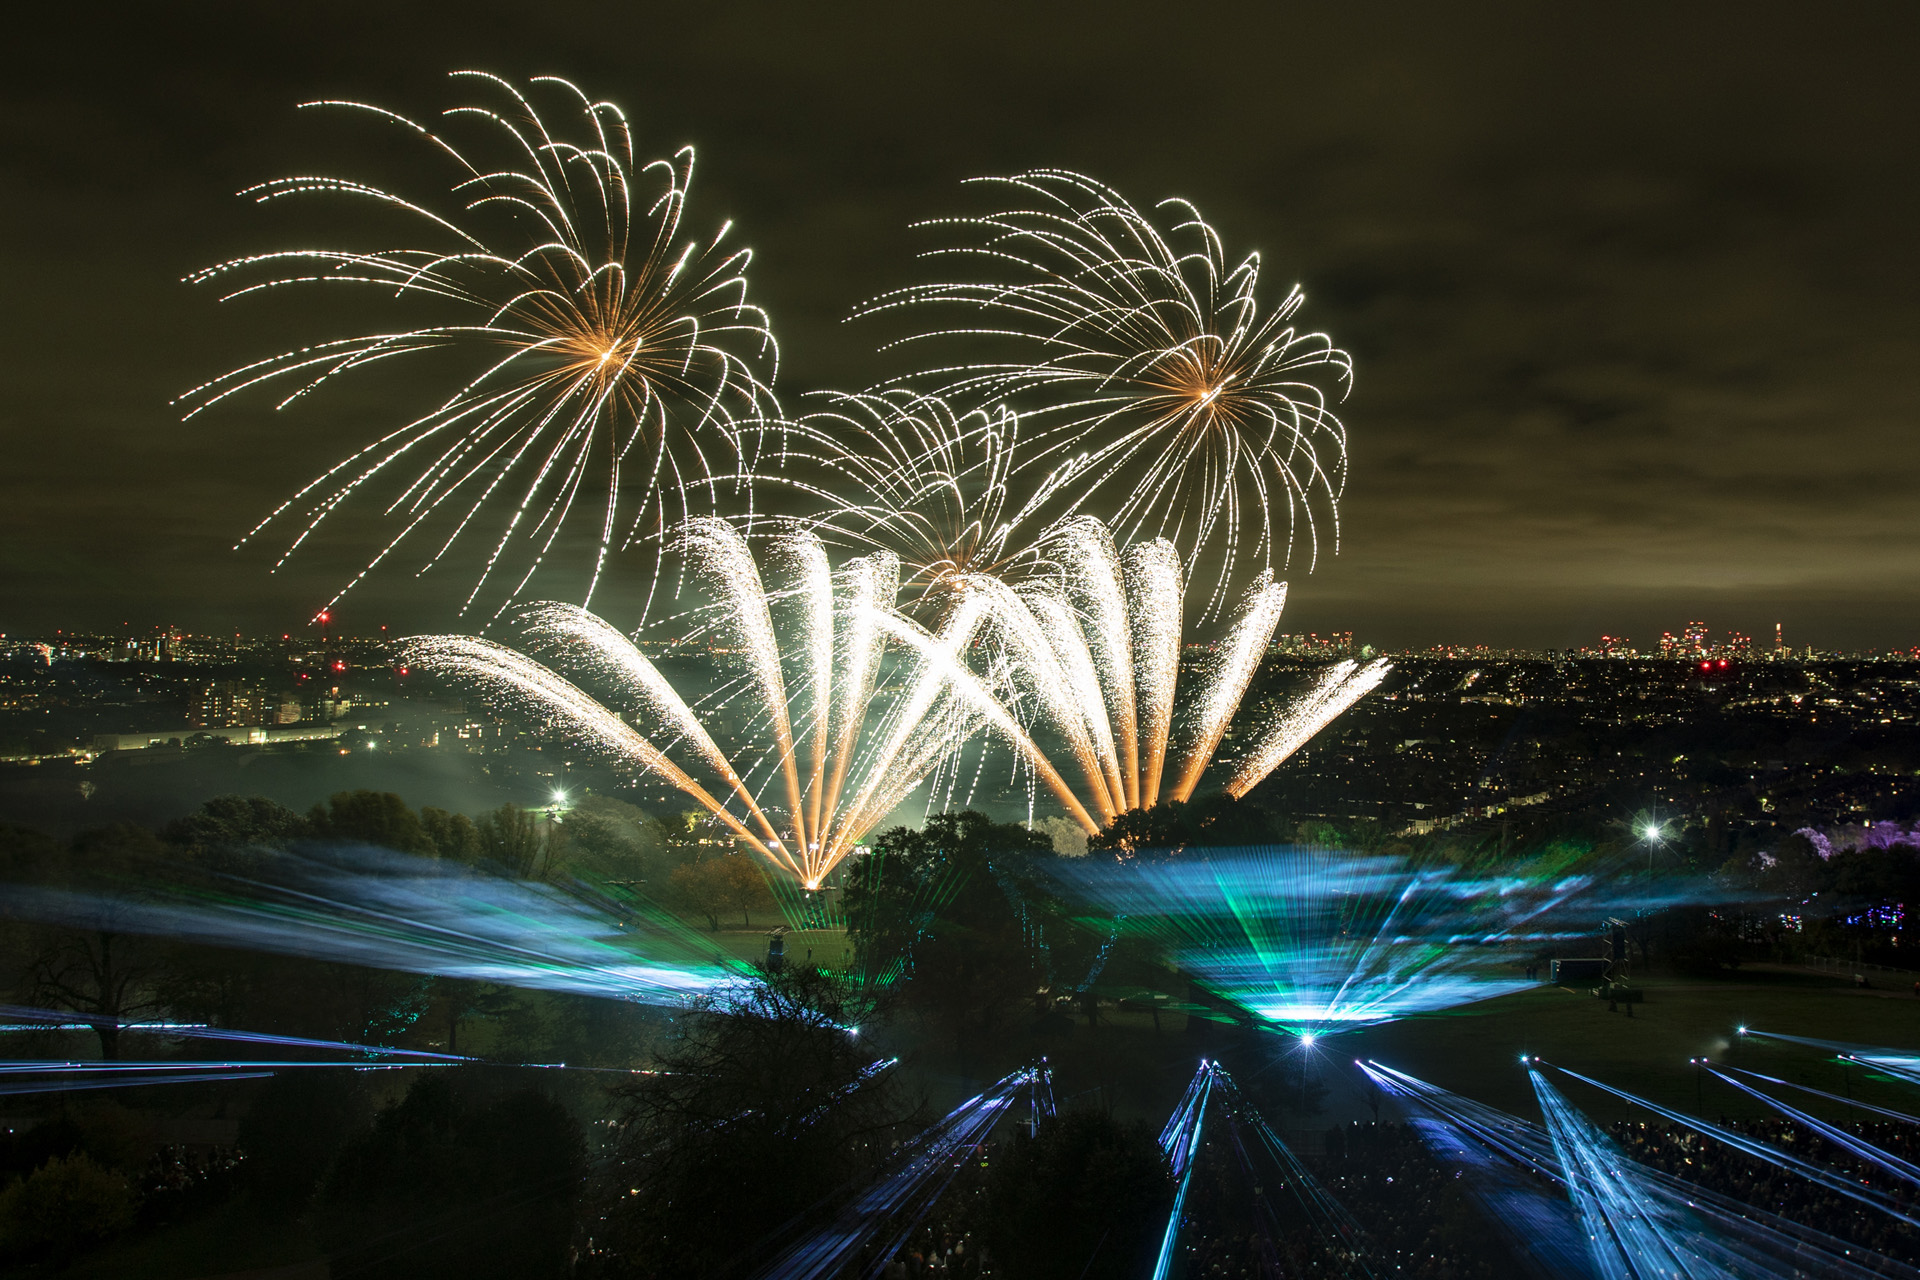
{"left": 2, "top": 1, "right": 1916, "bottom": 648}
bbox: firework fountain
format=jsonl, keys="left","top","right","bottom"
{"left": 943, "top": 515, "right": 1389, "bottom": 827}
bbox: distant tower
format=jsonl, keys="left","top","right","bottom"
{"left": 1775, "top": 622, "right": 1784, "bottom": 654}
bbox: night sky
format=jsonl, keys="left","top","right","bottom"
{"left": 5, "top": 3, "right": 1917, "bottom": 650}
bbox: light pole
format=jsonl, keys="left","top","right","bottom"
{"left": 1689, "top": 1057, "right": 1707, "bottom": 1114}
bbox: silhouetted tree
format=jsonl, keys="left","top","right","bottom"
{"left": 309, "top": 791, "right": 434, "bottom": 855}
{"left": 316, "top": 1072, "right": 585, "bottom": 1280}
{"left": 477, "top": 803, "right": 546, "bottom": 876}
{"left": 980, "top": 1108, "right": 1171, "bottom": 1280}
{"left": 596, "top": 968, "right": 916, "bottom": 1278}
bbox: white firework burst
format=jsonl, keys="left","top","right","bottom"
{"left": 859, "top": 169, "right": 1350, "bottom": 617}
{"left": 757, "top": 388, "right": 1086, "bottom": 612}
{"left": 180, "top": 71, "right": 778, "bottom": 620}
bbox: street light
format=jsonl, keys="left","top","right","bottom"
{"left": 1689, "top": 1057, "right": 1708, "bottom": 1113}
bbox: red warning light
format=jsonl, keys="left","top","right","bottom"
{"left": 1716, "top": 659, "right": 1729, "bottom": 669}
{"left": 396, "top": 666, "right": 410, "bottom": 677}
{"left": 1700, "top": 662, "right": 1711, "bottom": 672}
{"left": 331, "top": 661, "right": 346, "bottom": 672}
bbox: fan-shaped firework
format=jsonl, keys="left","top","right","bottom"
{"left": 180, "top": 71, "right": 778, "bottom": 619}
{"left": 859, "top": 170, "right": 1351, "bottom": 616}
{"left": 956, "top": 517, "right": 1388, "bottom": 828}
{"left": 399, "top": 520, "right": 1084, "bottom": 887}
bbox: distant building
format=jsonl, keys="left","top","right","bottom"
{"left": 190, "top": 678, "right": 272, "bottom": 728}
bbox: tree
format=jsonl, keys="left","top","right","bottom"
{"left": 236, "top": 1069, "right": 372, "bottom": 1215}
{"left": 1088, "top": 793, "right": 1286, "bottom": 855}
{"left": 980, "top": 1109, "right": 1172, "bottom": 1280}
{"left": 596, "top": 968, "right": 916, "bottom": 1278}
{"left": 845, "top": 812, "right": 1059, "bottom": 1061}
{"left": 0, "top": 1153, "right": 136, "bottom": 1266}
{"left": 309, "top": 791, "right": 433, "bottom": 854}
{"left": 669, "top": 855, "right": 775, "bottom": 930}
{"left": 421, "top": 806, "right": 482, "bottom": 862}
{"left": 317, "top": 1072, "right": 586, "bottom": 1280}
{"left": 477, "top": 803, "right": 546, "bottom": 877}
{"left": 20, "top": 824, "right": 171, "bottom": 1058}
{"left": 557, "top": 796, "right": 658, "bottom": 882}
{"left": 163, "top": 795, "right": 309, "bottom": 860}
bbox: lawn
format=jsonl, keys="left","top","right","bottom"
{"left": 1336, "top": 963, "right": 1920, "bottom": 1126}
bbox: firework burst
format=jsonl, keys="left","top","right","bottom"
{"left": 758, "top": 389, "right": 1088, "bottom": 612}
{"left": 858, "top": 170, "right": 1350, "bottom": 617}
{"left": 180, "top": 71, "right": 778, "bottom": 620}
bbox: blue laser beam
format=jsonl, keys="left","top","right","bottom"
{"left": 3, "top": 845, "right": 744, "bottom": 1005}
{"left": 0, "top": 1005, "right": 471, "bottom": 1061}
{"left": 1707, "top": 1066, "right": 1920, "bottom": 1187}
{"left": 1152, "top": 1060, "right": 1216, "bottom": 1280}
{"left": 1366, "top": 1061, "right": 1918, "bottom": 1280}
{"left": 757, "top": 1065, "right": 1047, "bottom": 1280}
{"left": 1045, "top": 846, "right": 1707, "bottom": 1034}
{"left": 1359, "top": 1061, "right": 1592, "bottom": 1280}
{"left": 1742, "top": 1029, "right": 1920, "bottom": 1087}
{"left": 1715, "top": 1063, "right": 1920, "bottom": 1126}
{"left": 0, "top": 1058, "right": 446, "bottom": 1096}
{"left": 1549, "top": 1064, "right": 1920, "bottom": 1231}
{"left": 1213, "top": 1064, "right": 1375, "bottom": 1275}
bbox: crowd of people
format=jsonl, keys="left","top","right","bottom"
{"left": 1606, "top": 1117, "right": 1920, "bottom": 1264}
{"left": 1171, "top": 1120, "right": 1503, "bottom": 1280}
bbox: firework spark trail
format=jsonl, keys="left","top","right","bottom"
{"left": 180, "top": 72, "right": 777, "bottom": 619}
{"left": 1225, "top": 658, "right": 1392, "bottom": 798}
{"left": 857, "top": 170, "right": 1350, "bottom": 616}
{"left": 823, "top": 552, "right": 901, "bottom": 831}
{"left": 1165, "top": 575, "right": 1288, "bottom": 803}
{"left": 399, "top": 634, "right": 793, "bottom": 871}
{"left": 519, "top": 602, "right": 786, "bottom": 851}
{"left": 1055, "top": 519, "right": 1140, "bottom": 806}
{"left": 682, "top": 518, "right": 811, "bottom": 856}
{"left": 415, "top": 527, "right": 1010, "bottom": 886}
{"left": 862, "top": 603, "right": 1099, "bottom": 835}
{"left": 754, "top": 391, "right": 1077, "bottom": 606}
{"left": 967, "top": 575, "right": 1117, "bottom": 820}
{"left": 1124, "top": 539, "right": 1184, "bottom": 807}
{"left": 939, "top": 517, "right": 1375, "bottom": 825}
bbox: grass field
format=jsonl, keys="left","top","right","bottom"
{"left": 1334, "top": 963, "right": 1920, "bottom": 1126}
